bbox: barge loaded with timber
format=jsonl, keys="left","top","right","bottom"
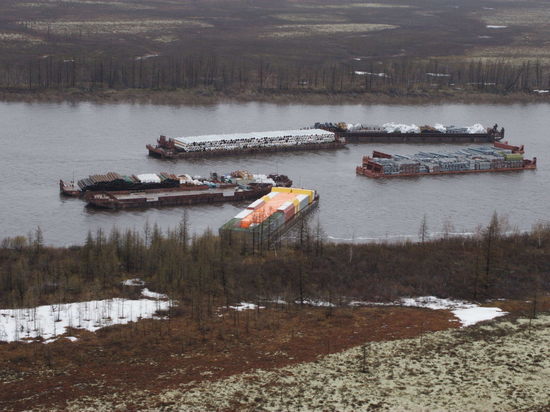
{"left": 60, "top": 171, "right": 292, "bottom": 209}
{"left": 356, "top": 142, "right": 536, "bottom": 178}
{"left": 147, "top": 129, "right": 344, "bottom": 159}
{"left": 316, "top": 122, "right": 505, "bottom": 143}
{"left": 220, "top": 187, "right": 319, "bottom": 249}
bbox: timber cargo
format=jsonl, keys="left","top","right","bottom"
{"left": 316, "top": 122, "right": 504, "bottom": 143}
{"left": 219, "top": 187, "right": 319, "bottom": 249}
{"left": 146, "top": 129, "right": 345, "bottom": 159}
{"left": 356, "top": 142, "right": 537, "bottom": 178}
{"left": 60, "top": 170, "right": 292, "bottom": 197}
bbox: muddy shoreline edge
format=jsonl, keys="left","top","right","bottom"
{"left": 1, "top": 89, "right": 549, "bottom": 106}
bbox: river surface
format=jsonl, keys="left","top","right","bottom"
{"left": 1, "top": 101, "right": 548, "bottom": 246}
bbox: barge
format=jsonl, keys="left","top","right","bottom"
{"left": 85, "top": 185, "right": 273, "bottom": 209}
{"left": 60, "top": 170, "right": 292, "bottom": 198}
{"left": 146, "top": 129, "right": 345, "bottom": 159}
{"left": 219, "top": 187, "right": 319, "bottom": 249}
{"left": 316, "top": 122, "right": 504, "bottom": 143}
{"left": 356, "top": 142, "right": 536, "bottom": 178}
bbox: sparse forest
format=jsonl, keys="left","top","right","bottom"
{"left": 1, "top": 0, "right": 550, "bottom": 100}
{"left": 1, "top": 214, "right": 548, "bottom": 311}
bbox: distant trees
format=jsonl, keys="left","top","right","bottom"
{"left": 1, "top": 54, "right": 549, "bottom": 96}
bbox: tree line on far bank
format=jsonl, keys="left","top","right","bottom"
{"left": 0, "top": 213, "right": 548, "bottom": 312}
{"left": 0, "top": 55, "right": 549, "bottom": 96}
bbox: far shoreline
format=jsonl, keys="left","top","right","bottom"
{"left": 1, "top": 88, "right": 549, "bottom": 106}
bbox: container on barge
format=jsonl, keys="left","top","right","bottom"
{"left": 60, "top": 170, "right": 292, "bottom": 197}
{"left": 147, "top": 129, "right": 344, "bottom": 159}
{"left": 219, "top": 187, "right": 319, "bottom": 249}
{"left": 356, "top": 142, "right": 536, "bottom": 178}
{"left": 316, "top": 122, "right": 504, "bottom": 143}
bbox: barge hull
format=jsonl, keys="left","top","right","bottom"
{"left": 356, "top": 164, "right": 536, "bottom": 178}
{"left": 340, "top": 132, "right": 496, "bottom": 144}
{"left": 86, "top": 187, "right": 272, "bottom": 209}
{"left": 147, "top": 142, "right": 345, "bottom": 159}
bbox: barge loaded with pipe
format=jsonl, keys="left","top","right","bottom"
{"left": 356, "top": 141, "right": 536, "bottom": 178}
{"left": 219, "top": 186, "right": 319, "bottom": 249}
{"left": 317, "top": 122, "right": 505, "bottom": 143}
{"left": 146, "top": 129, "right": 344, "bottom": 159}
{"left": 60, "top": 171, "right": 292, "bottom": 209}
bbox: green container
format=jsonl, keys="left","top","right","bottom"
{"left": 505, "top": 154, "right": 523, "bottom": 161}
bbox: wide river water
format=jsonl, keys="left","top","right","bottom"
{"left": 1, "top": 102, "right": 548, "bottom": 246}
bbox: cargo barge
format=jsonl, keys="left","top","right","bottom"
{"left": 85, "top": 185, "right": 274, "bottom": 209}
{"left": 316, "top": 122, "right": 504, "bottom": 143}
{"left": 356, "top": 142, "right": 536, "bottom": 178}
{"left": 219, "top": 187, "right": 319, "bottom": 249}
{"left": 146, "top": 129, "right": 345, "bottom": 159}
{"left": 60, "top": 170, "right": 292, "bottom": 198}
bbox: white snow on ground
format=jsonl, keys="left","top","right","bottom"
{"left": 297, "top": 299, "right": 336, "bottom": 307}
{"left": 534, "top": 89, "right": 549, "bottom": 94}
{"left": 122, "top": 278, "right": 145, "bottom": 286}
{"left": 426, "top": 72, "right": 450, "bottom": 77}
{"left": 400, "top": 296, "right": 475, "bottom": 310}
{"left": 354, "top": 71, "right": 389, "bottom": 78}
{"left": 486, "top": 25, "right": 507, "bottom": 29}
{"left": 451, "top": 307, "right": 507, "bottom": 327}
{"left": 141, "top": 288, "right": 168, "bottom": 299}
{"left": 229, "top": 302, "right": 265, "bottom": 311}
{"left": 349, "top": 296, "right": 506, "bottom": 327}
{"left": 0, "top": 298, "right": 169, "bottom": 343}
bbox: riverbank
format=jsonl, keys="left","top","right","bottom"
{"left": 1, "top": 88, "right": 549, "bottom": 106}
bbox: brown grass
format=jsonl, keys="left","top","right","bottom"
{"left": 0, "top": 306, "right": 459, "bottom": 410}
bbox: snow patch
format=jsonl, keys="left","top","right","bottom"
{"left": 354, "top": 71, "right": 388, "bottom": 78}
{"left": 0, "top": 298, "right": 169, "bottom": 343}
{"left": 486, "top": 25, "right": 507, "bottom": 29}
{"left": 533, "top": 89, "right": 549, "bottom": 94}
{"left": 348, "top": 296, "right": 506, "bottom": 327}
{"left": 426, "top": 72, "right": 450, "bottom": 77}
{"left": 297, "top": 299, "right": 336, "bottom": 307}
{"left": 141, "top": 288, "right": 168, "bottom": 299}
{"left": 451, "top": 307, "right": 506, "bottom": 327}
{"left": 229, "top": 302, "right": 265, "bottom": 311}
{"left": 122, "top": 278, "right": 145, "bottom": 286}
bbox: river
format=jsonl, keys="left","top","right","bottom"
{"left": 0, "top": 101, "right": 548, "bottom": 246}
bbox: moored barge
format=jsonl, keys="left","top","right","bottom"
{"left": 356, "top": 142, "right": 536, "bottom": 178}
{"left": 219, "top": 187, "right": 319, "bottom": 249}
{"left": 85, "top": 185, "right": 273, "bottom": 209}
{"left": 147, "top": 129, "right": 344, "bottom": 159}
{"left": 317, "top": 122, "right": 504, "bottom": 143}
{"left": 60, "top": 171, "right": 292, "bottom": 197}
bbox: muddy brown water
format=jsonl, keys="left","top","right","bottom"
{"left": 1, "top": 101, "right": 548, "bottom": 246}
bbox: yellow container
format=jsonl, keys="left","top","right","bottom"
{"left": 290, "top": 188, "right": 315, "bottom": 203}
{"left": 272, "top": 187, "right": 292, "bottom": 194}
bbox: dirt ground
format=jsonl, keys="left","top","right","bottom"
{"left": 0, "top": 0, "right": 547, "bottom": 66}
{"left": 1, "top": 299, "right": 547, "bottom": 411}
{"left": 1, "top": 306, "right": 458, "bottom": 410}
